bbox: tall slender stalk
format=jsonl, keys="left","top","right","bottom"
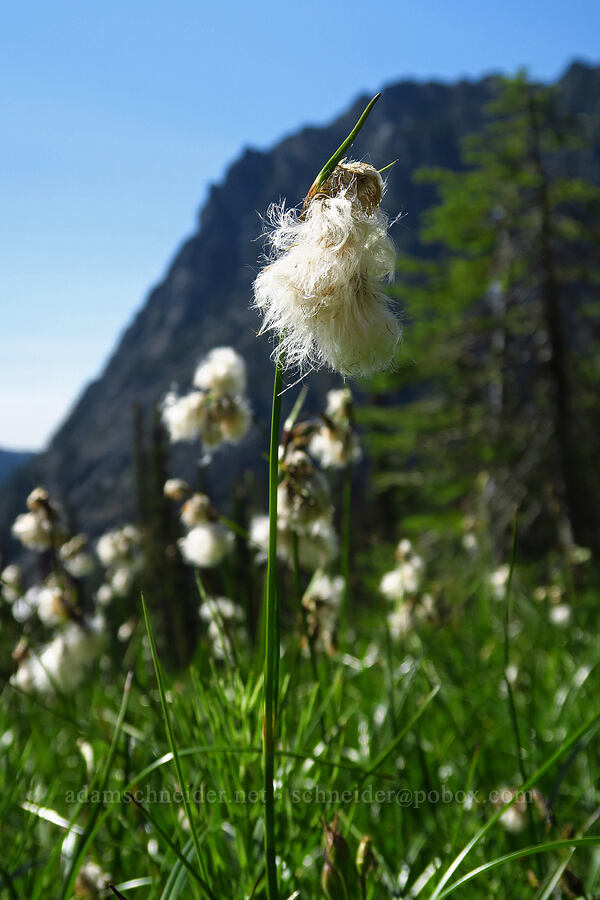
{"left": 263, "top": 349, "right": 284, "bottom": 900}
{"left": 340, "top": 466, "right": 352, "bottom": 644}
{"left": 261, "top": 93, "right": 382, "bottom": 900}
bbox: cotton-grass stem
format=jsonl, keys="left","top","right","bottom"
{"left": 340, "top": 466, "right": 352, "bottom": 645}
{"left": 263, "top": 345, "right": 284, "bottom": 900}
{"left": 503, "top": 512, "right": 540, "bottom": 866}
{"left": 303, "top": 92, "right": 382, "bottom": 209}
{"left": 261, "top": 93, "right": 384, "bottom": 900}
{"left": 291, "top": 531, "right": 320, "bottom": 690}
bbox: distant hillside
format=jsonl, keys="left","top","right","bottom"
{"left": 1, "top": 61, "right": 599, "bottom": 550}
{"left": 0, "top": 450, "right": 34, "bottom": 488}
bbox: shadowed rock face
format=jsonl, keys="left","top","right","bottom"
{"left": 1, "top": 63, "right": 599, "bottom": 548}
{"left": 0, "top": 451, "right": 35, "bottom": 488}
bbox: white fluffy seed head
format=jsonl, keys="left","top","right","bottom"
{"left": 387, "top": 603, "right": 413, "bottom": 639}
{"left": 164, "top": 478, "right": 190, "bottom": 500}
{"left": 181, "top": 493, "right": 212, "bottom": 528}
{"left": 11, "top": 511, "right": 53, "bottom": 551}
{"left": 309, "top": 426, "right": 361, "bottom": 470}
{"left": 380, "top": 559, "right": 421, "bottom": 602}
{"left": 326, "top": 387, "right": 354, "bottom": 423}
{"left": 253, "top": 161, "right": 401, "bottom": 377}
{"left": 216, "top": 395, "right": 251, "bottom": 441}
{"left": 37, "top": 585, "right": 68, "bottom": 627}
{"left": 1, "top": 564, "right": 23, "bottom": 604}
{"left": 161, "top": 391, "right": 208, "bottom": 443}
{"left": 278, "top": 450, "right": 331, "bottom": 529}
{"left": 10, "top": 618, "right": 103, "bottom": 696}
{"left": 489, "top": 564, "right": 510, "bottom": 600}
{"left": 178, "top": 523, "right": 233, "bottom": 568}
{"left": 74, "top": 860, "right": 109, "bottom": 896}
{"left": 193, "top": 346, "right": 247, "bottom": 396}
{"left": 199, "top": 596, "right": 244, "bottom": 623}
{"left": 96, "top": 525, "right": 141, "bottom": 567}
{"left": 60, "top": 535, "right": 95, "bottom": 578}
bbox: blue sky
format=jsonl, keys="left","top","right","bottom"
{"left": 1, "top": 0, "right": 598, "bottom": 449}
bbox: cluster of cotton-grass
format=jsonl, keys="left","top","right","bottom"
{"left": 162, "top": 346, "right": 251, "bottom": 452}
{"left": 11, "top": 486, "right": 65, "bottom": 551}
{"left": 199, "top": 595, "right": 247, "bottom": 662}
{"left": 308, "top": 387, "right": 361, "bottom": 470}
{"left": 380, "top": 539, "right": 434, "bottom": 638}
{"left": 72, "top": 859, "right": 110, "bottom": 898}
{"left": 533, "top": 581, "right": 572, "bottom": 627}
{"left": 301, "top": 572, "right": 345, "bottom": 656}
{"left": 253, "top": 160, "right": 401, "bottom": 377}
{"left": 95, "top": 523, "right": 143, "bottom": 603}
{"left": 3, "top": 487, "right": 106, "bottom": 696}
{"left": 163, "top": 479, "right": 233, "bottom": 569}
{"left": 249, "top": 441, "right": 338, "bottom": 573}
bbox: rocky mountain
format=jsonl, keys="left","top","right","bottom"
{"left": 0, "top": 450, "right": 34, "bottom": 488}
{"left": 1, "top": 61, "right": 599, "bottom": 551}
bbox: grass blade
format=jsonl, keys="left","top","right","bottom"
{"left": 429, "top": 707, "right": 600, "bottom": 899}
{"left": 141, "top": 595, "right": 215, "bottom": 900}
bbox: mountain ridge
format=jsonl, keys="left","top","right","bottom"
{"left": 1, "top": 62, "right": 599, "bottom": 551}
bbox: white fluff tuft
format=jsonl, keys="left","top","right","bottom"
{"left": 253, "top": 163, "right": 401, "bottom": 377}
{"left": 193, "top": 346, "right": 247, "bottom": 396}
{"left": 178, "top": 523, "right": 233, "bottom": 569}
{"left": 161, "top": 391, "right": 208, "bottom": 443}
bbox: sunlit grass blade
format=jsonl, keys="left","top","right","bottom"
{"left": 357, "top": 684, "right": 440, "bottom": 787}
{"left": 305, "top": 92, "right": 382, "bottom": 202}
{"left": 141, "top": 595, "right": 215, "bottom": 900}
{"left": 434, "top": 836, "right": 600, "bottom": 898}
{"left": 429, "top": 706, "right": 600, "bottom": 899}
{"left": 448, "top": 745, "right": 480, "bottom": 856}
{"left": 160, "top": 838, "right": 196, "bottom": 900}
{"left": 60, "top": 671, "right": 133, "bottom": 900}
{"left": 124, "top": 792, "right": 212, "bottom": 895}
{"left": 263, "top": 348, "right": 284, "bottom": 900}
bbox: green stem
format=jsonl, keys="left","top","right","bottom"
{"left": 263, "top": 349, "right": 284, "bottom": 900}
{"left": 292, "top": 531, "right": 318, "bottom": 686}
{"left": 340, "top": 467, "right": 352, "bottom": 645}
{"left": 307, "top": 93, "right": 382, "bottom": 200}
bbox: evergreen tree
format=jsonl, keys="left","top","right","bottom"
{"left": 363, "top": 72, "right": 600, "bottom": 555}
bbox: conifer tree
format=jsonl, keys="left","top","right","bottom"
{"left": 364, "top": 73, "right": 600, "bottom": 554}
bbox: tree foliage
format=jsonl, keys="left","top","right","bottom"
{"left": 363, "top": 73, "right": 600, "bottom": 555}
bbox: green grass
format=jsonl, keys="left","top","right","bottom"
{"left": 1, "top": 533, "right": 600, "bottom": 899}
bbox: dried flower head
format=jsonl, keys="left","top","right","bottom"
{"left": 199, "top": 596, "right": 247, "bottom": 660}
{"left": 249, "top": 513, "right": 338, "bottom": 571}
{"left": 59, "top": 534, "right": 95, "bottom": 578}
{"left": 162, "top": 347, "right": 251, "bottom": 451}
{"left": 253, "top": 159, "right": 401, "bottom": 377}
{"left": 12, "top": 505, "right": 56, "bottom": 551}
{"left": 178, "top": 522, "right": 233, "bottom": 569}
{"left": 11, "top": 616, "right": 104, "bottom": 696}
{"left": 278, "top": 449, "right": 331, "bottom": 529}
{"left": 163, "top": 478, "right": 190, "bottom": 501}
{"left": 193, "top": 346, "right": 247, "bottom": 396}
{"left": 161, "top": 391, "right": 208, "bottom": 442}
{"left": 180, "top": 492, "right": 213, "bottom": 528}
{"left": 302, "top": 572, "right": 345, "bottom": 655}
{"left": 1, "top": 564, "right": 23, "bottom": 604}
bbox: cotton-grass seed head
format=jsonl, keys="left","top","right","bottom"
{"left": 59, "top": 534, "right": 95, "bottom": 579}
{"left": 163, "top": 478, "right": 190, "bottom": 501}
{"left": 180, "top": 492, "right": 213, "bottom": 528}
{"left": 253, "top": 159, "right": 401, "bottom": 378}
{"left": 161, "top": 390, "right": 208, "bottom": 443}
{"left": 277, "top": 449, "right": 331, "bottom": 529}
{"left": 193, "top": 346, "right": 247, "bottom": 397}
{"left": 1, "top": 564, "right": 23, "bottom": 604}
{"left": 178, "top": 522, "right": 233, "bottom": 569}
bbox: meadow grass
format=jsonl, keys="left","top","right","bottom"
{"left": 2, "top": 537, "right": 600, "bottom": 898}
